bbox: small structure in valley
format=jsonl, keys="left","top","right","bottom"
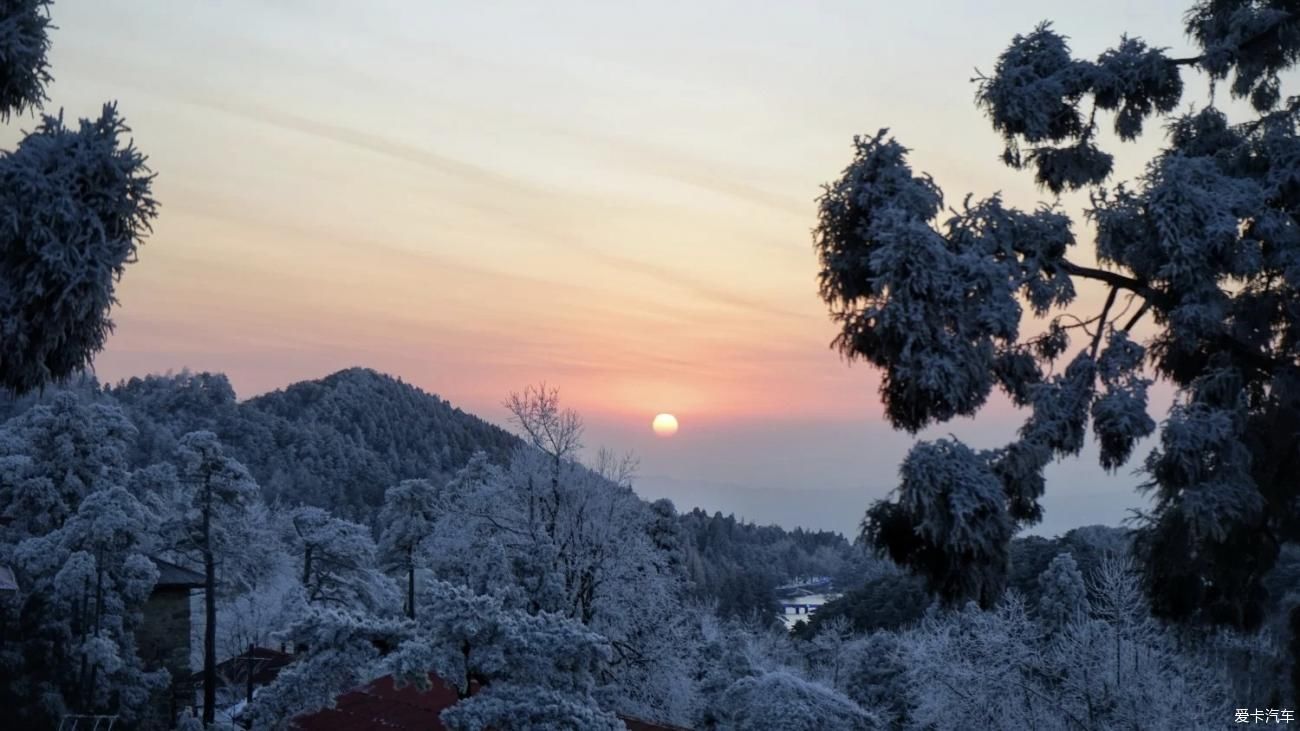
{"left": 775, "top": 577, "right": 840, "bottom": 630}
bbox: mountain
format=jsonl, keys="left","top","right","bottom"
{"left": 107, "top": 367, "right": 519, "bottom": 519}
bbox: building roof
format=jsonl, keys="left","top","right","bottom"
{"left": 0, "top": 558, "right": 202, "bottom": 595}
{"left": 0, "top": 565, "right": 16, "bottom": 592}
{"left": 291, "top": 673, "right": 690, "bottom": 731}
{"left": 292, "top": 674, "right": 460, "bottom": 731}
{"left": 191, "top": 646, "right": 296, "bottom": 689}
{"left": 151, "top": 557, "right": 205, "bottom": 590}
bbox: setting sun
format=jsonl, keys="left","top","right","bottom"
{"left": 652, "top": 413, "right": 679, "bottom": 437}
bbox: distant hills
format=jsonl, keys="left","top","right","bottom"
{"left": 107, "top": 367, "right": 519, "bottom": 519}
{"left": 2, "top": 365, "right": 874, "bottom": 615}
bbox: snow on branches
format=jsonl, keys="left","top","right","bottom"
{"left": 0, "top": 104, "right": 157, "bottom": 394}
{"left": 0, "top": 1, "right": 157, "bottom": 395}
{"left": 819, "top": 2, "right": 1300, "bottom": 624}
{"left": 0, "top": 0, "right": 51, "bottom": 120}
{"left": 864, "top": 439, "right": 1013, "bottom": 607}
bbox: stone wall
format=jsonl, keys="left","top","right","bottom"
{"left": 139, "top": 587, "right": 194, "bottom": 722}
{"left": 140, "top": 587, "right": 193, "bottom": 679}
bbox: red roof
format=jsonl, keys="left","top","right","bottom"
{"left": 192, "top": 646, "right": 296, "bottom": 689}
{"left": 293, "top": 674, "right": 460, "bottom": 731}
{"left": 291, "top": 673, "right": 689, "bottom": 731}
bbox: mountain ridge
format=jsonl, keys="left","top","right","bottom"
{"left": 107, "top": 366, "right": 520, "bottom": 518}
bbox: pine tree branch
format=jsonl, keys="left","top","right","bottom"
{"left": 1058, "top": 260, "right": 1283, "bottom": 374}
{"left": 1122, "top": 300, "right": 1151, "bottom": 332}
{"left": 1090, "top": 287, "right": 1119, "bottom": 360}
{"left": 1058, "top": 260, "right": 1161, "bottom": 303}
{"left": 1167, "top": 11, "right": 1298, "bottom": 67}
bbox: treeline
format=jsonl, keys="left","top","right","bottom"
{"left": 677, "top": 510, "right": 873, "bottom": 620}
{"left": 796, "top": 524, "right": 1131, "bottom": 638}
{"left": 105, "top": 368, "right": 519, "bottom": 519}
{"left": 0, "top": 373, "right": 873, "bottom": 729}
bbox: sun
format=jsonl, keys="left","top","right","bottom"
{"left": 652, "top": 413, "right": 679, "bottom": 437}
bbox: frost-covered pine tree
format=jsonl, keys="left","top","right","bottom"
{"left": 167, "top": 431, "right": 260, "bottom": 725}
{"left": 0, "top": 392, "right": 136, "bottom": 538}
{"left": 836, "top": 631, "right": 911, "bottom": 728}
{"left": 244, "top": 607, "right": 409, "bottom": 730}
{"left": 8, "top": 486, "right": 168, "bottom": 726}
{"left": 0, "top": 391, "right": 171, "bottom": 727}
{"left": 377, "top": 478, "right": 440, "bottom": 618}
{"left": 1037, "top": 552, "right": 1090, "bottom": 630}
{"left": 816, "top": 1, "right": 1300, "bottom": 626}
{"left": 0, "top": 1, "right": 157, "bottom": 394}
{"left": 252, "top": 580, "right": 624, "bottom": 731}
{"left": 282, "top": 505, "right": 398, "bottom": 615}
{"left": 710, "top": 670, "right": 881, "bottom": 731}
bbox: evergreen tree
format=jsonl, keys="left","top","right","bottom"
{"left": 710, "top": 670, "right": 881, "bottom": 730}
{"left": 283, "top": 506, "right": 397, "bottom": 615}
{"left": 0, "top": 1, "right": 157, "bottom": 395}
{"left": 817, "top": 1, "right": 1300, "bottom": 625}
{"left": 377, "top": 479, "right": 440, "bottom": 618}
{"left": 168, "top": 431, "right": 259, "bottom": 725}
{"left": 8, "top": 487, "right": 166, "bottom": 726}
{"left": 1037, "top": 552, "right": 1089, "bottom": 630}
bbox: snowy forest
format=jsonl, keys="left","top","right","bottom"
{"left": 2, "top": 0, "right": 1300, "bottom": 729}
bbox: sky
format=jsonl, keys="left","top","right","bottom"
{"left": 8, "top": 0, "right": 1231, "bottom": 537}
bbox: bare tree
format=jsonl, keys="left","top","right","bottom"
{"left": 504, "top": 383, "right": 584, "bottom": 468}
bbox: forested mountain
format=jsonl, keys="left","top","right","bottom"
{"left": 106, "top": 368, "right": 519, "bottom": 519}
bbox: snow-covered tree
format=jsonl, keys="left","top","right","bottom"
{"left": 0, "top": 390, "right": 173, "bottom": 727}
{"left": 0, "top": 392, "right": 136, "bottom": 539}
{"left": 0, "top": 2, "right": 157, "bottom": 395}
{"left": 865, "top": 439, "right": 1012, "bottom": 606}
{"left": 377, "top": 478, "right": 440, "bottom": 618}
{"left": 836, "top": 632, "right": 911, "bottom": 728}
{"left": 1037, "top": 552, "right": 1090, "bottom": 630}
{"left": 422, "top": 389, "right": 695, "bottom": 724}
{"left": 167, "top": 431, "right": 260, "bottom": 725}
{"left": 900, "top": 596, "right": 1046, "bottom": 730}
{"left": 252, "top": 580, "right": 623, "bottom": 731}
{"left": 244, "top": 607, "right": 409, "bottom": 730}
{"left": 817, "top": 1, "right": 1300, "bottom": 627}
{"left": 1045, "top": 558, "right": 1227, "bottom": 728}
{"left": 6, "top": 486, "right": 167, "bottom": 727}
{"left": 0, "top": 0, "right": 52, "bottom": 120}
{"left": 211, "top": 545, "right": 301, "bottom": 663}
{"left": 283, "top": 505, "right": 397, "bottom": 615}
{"left": 710, "top": 670, "right": 881, "bottom": 730}
{"left": 801, "top": 615, "right": 854, "bottom": 688}
{"left": 439, "top": 683, "right": 624, "bottom": 731}
{"left": 394, "top": 580, "right": 622, "bottom": 730}
{"left": 898, "top": 561, "right": 1228, "bottom": 730}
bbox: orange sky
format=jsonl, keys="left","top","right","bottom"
{"left": 8, "top": 0, "right": 1228, "bottom": 535}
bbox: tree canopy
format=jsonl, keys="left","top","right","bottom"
{"left": 816, "top": 2, "right": 1300, "bottom": 626}
{"left": 0, "top": 1, "right": 157, "bottom": 394}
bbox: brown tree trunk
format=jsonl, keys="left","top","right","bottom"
{"left": 406, "top": 548, "right": 415, "bottom": 620}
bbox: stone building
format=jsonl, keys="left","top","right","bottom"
{"left": 137, "top": 557, "right": 204, "bottom": 721}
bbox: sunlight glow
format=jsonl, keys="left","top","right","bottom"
{"left": 652, "top": 412, "right": 679, "bottom": 437}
